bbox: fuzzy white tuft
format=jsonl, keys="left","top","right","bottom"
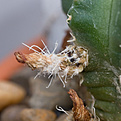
{"left": 56, "top": 105, "right": 69, "bottom": 115}
{"left": 22, "top": 38, "right": 88, "bottom": 88}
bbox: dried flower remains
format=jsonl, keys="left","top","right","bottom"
{"left": 68, "top": 89, "right": 94, "bottom": 121}
{"left": 14, "top": 38, "right": 88, "bottom": 88}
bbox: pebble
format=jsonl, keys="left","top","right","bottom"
{"left": 56, "top": 113, "right": 67, "bottom": 121}
{"left": 10, "top": 67, "right": 38, "bottom": 96}
{"left": 56, "top": 112, "right": 73, "bottom": 121}
{"left": 29, "top": 77, "right": 72, "bottom": 110}
{"left": 1, "top": 105, "right": 27, "bottom": 121}
{"left": 20, "top": 108, "right": 56, "bottom": 121}
{"left": 0, "top": 81, "right": 26, "bottom": 110}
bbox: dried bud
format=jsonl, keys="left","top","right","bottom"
{"left": 68, "top": 89, "right": 93, "bottom": 121}
{"left": 14, "top": 51, "right": 52, "bottom": 70}
{"left": 14, "top": 52, "right": 27, "bottom": 63}
{"left": 14, "top": 41, "right": 88, "bottom": 87}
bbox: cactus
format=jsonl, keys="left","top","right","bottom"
{"left": 64, "top": 0, "right": 121, "bottom": 120}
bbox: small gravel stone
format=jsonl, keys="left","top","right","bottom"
{"left": 20, "top": 108, "right": 56, "bottom": 121}
{"left": 1, "top": 105, "right": 27, "bottom": 121}
{"left": 0, "top": 81, "right": 26, "bottom": 111}
{"left": 29, "top": 77, "right": 72, "bottom": 110}
{"left": 56, "top": 111, "right": 73, "bottom": 121}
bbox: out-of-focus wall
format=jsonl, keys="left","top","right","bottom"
{"left": 0, "top": 0, "right": 68, "bottom": 60}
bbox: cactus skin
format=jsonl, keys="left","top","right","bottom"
{"left": 67, "top": 0, "right": 121, "bottom": 121}
{"left": 61, "top": 0, "right": 73, "bottom": 14}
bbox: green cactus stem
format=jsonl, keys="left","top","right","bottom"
{"left": 62, "top": 0, "right": 121, "bottom": 120}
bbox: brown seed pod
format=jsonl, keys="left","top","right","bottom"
{"left": 68, "top": 89, "right": 93, "bottom": 121}
{"left": 14, "top": 41, "right": 88, "bottom": 88}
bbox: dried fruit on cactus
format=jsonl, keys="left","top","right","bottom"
{"left": 68, "top": 89, "right": 93, "bottom": 121}
{"left": 14, "top": 42, "right": 88, "bottom": 88}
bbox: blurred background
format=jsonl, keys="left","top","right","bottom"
{"left": 0, "top": 0, "right": 68, "bottom": 60}
{"left": 0, "top": 0, "right": 69, "bottom": 79}
{"left": 0, "top": 1, "right": 89, "bottom": 121}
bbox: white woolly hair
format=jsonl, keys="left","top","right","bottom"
{"left": 22, "top": 34, "right": 88, "bottom": 88}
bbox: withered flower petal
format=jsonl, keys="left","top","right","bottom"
{"left": 68, "top": 89, "right": 92, "bottom": 121}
